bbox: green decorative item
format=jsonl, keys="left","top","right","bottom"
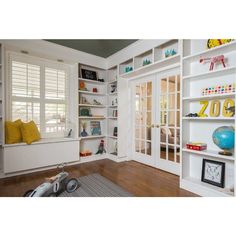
{"left": 143, "top": 58, "right": 151, "bottom": 66}
{"left": 80, "top": 108, "right": 91, "bottom": 117}
{"left": 212, "top": 126, "right": 235, "bottom": 156}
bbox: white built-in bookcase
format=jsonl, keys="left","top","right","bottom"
{"left": 0, "top": 44, "right": 4, "bottom": 172}
{"left": 180, "top": 40, "right": 236, "bottom": 197}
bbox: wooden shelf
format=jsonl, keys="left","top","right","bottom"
{"left": 79, "top": 116, "right": 106, "bottom": 119}
{"left": 78, "top": 104, "right": 106, "bottom": 108}
{"left": 108, "top": 105, "right": 117, "bottom": 108}
{"left": 182, "top": 148, "right": 235, "bottom": 161}
{"left": 109, "top": 92, "right": 118, "bottom": 95}
{"left": 181, "top": 177, "right": 233, "bottom": 197}
{"left": 108, "top": 80, "right": 117, "bottom": 84}
{"left": 183, "top": 40, "right": 236, "bottom": 62}
{"left": 78, "top": 90, "right": 106, "bottom": 96}
{"left": 107, "top": 135, "right": 118, "bottom": 139}
{"left": 183, "top": 66, "right": 236, "bottom": 80}
{"left": 182, "top": 117, "right": 235, "bottom": 121}
{"left": 183, "top": 92, "right": 235, "bottom": 101}
{"left": 79, "top": 154, "right": 106, "bottom": 164}
{"left": 78, "top": 77, "right": 106, "bottom": 85}
{"left": 80, "top": 135, "right": 106, "bottom": 140}
{"left": 108, "top": 117, "right": 117, "bottom": 119}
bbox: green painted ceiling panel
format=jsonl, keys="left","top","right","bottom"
{"left": 45, "top": 39, "right": 137, "bottom": 58}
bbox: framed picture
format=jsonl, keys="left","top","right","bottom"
{"left": 80, "top": 68, "right": 97, "bottom": 81}
{"left": 201, "top": 159, "right": 225, "bottom": 188}
{"left": 90, "top": 121, "right": 101, "bottom": 136}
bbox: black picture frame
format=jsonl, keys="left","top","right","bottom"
{"left": 80, "top": 68, "right": 97, "bottom": 81}
{"left": 201, "top": 159, "right": 225, "bottom": 188}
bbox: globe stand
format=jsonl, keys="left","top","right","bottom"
{"left": 219, "top": 150, "right": 233, "bottom": 156}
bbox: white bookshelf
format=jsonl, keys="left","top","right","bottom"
{"left": 78, "top": 64, "right": 108, "bottom": 160}
{"left": 181, "top": 39, "right": 236, "bottom": 197}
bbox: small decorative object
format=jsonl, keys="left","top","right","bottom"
{"left": 224, "top": 105, "right": 235, "bottom": 117}
{"left": 113, "top": 127, "right": 118, "bottom": 137}
{"left": 112, "top": 110, "right": 118, "bottom": 117}
{"left": 80, "top": 68, "right": 97, "bottom": 81}
{"left": 80, "top": 108, "right": 91, "bottom": 116}
{"left": 125, "top": 66, "right": 133, "bottom": 73}
{"left": 80, "top": 122, "right": 88, "bottom": 137}
{"left": 93, "top": 99, "right": 102, "bottom": 105}
{"left": 92, "top": 88, "right": 98, "bottom": 93}
{"left": 90, "top": 121, "right": 101, "bottom": 135}
{"left": 80, "top": 96, "right": 90, "bottom": 104}
{"left": 142, "top": 58, "right": 151, "bottom": 66}
{"left": 80, "top": 150, "right": 92, "bottom": 157}
{"left": 186, "top": 142, "right": 207, "bottom": 151}
{"left": 98, "top": 78, "right": 105, "bottom": 82}
{"left": 110, "top": 84, "right": 117, "bottom": 93}
{"left": 199, "top": 55, "right": 226, "bottom": 71}
{"left": 185, "top": 113, "right": 199, "bottom": 117}
{"left": 110, "top": 141, "right": 118, "bottom": 156}
{"left": 202, "top": 83, "right": 235, "bottom": 96}
{"left": 79, "top": 81, "right": 88, "bottom": 91}
{"left": 207, "top": 39, "right": 233, "bottom": 49}
{"left": 201, "top": 159, "right": 225, "bottom": 188}
{"left": 212, "top": 126, "right": 235, "bottom": 156}
{"left": 67, "top": 129, "right": 72, "bottom": 137}
{"left": 165, "top": 49, "right": 177, "bottom": 58}
{"left": 96, "top": 140, "right": 106, "bottom": 154}
{"left": 198, "top": 100, "right": 209, "bottom": 117}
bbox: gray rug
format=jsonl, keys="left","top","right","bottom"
{"left": 59, "top": 173, "right": 133, "bottom": 197}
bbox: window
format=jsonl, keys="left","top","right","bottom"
{"left": 9, "top": 52, "right": 69, "bottom": 138}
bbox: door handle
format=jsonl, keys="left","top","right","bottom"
{"left": 156, "top": 124, "right": 160, "bottom": 128}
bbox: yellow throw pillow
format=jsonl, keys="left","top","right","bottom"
{"left": 5, "top": 119, "right": 23, "bottom": 144}
{"left": 21, "top": 121, "right": 41, "bottom": 145}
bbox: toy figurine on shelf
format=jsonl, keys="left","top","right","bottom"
{"left": 110, "top": 84, "right": 117, "bottom": 93}
{"left": 125, "top": 66, "right": 133, "bottom": 73}
{"left": 93, "top": 99, "right": 102, "bottom": 105}
{"left": 142, "top": 58, "right": 151, "bottom": 66}
{"left": 96, "top": 140, "right": 106, "bottom": 154}
{"left": 165, "top": 49, "right": 177, "bottom": 58}
{"left": 207, "top": 39, "right": 234, "bottom": 49}
{"left": 80, "top": 96, "right": 90, "bottom": 104}
{"left": 92, "top": 88, "right": 98, "bottom": 93}
{"left": 199, "top": 55, "right": 226, "bottom": 71}
{"left": 225, "top": 106, "right": 235, "bottom": 116}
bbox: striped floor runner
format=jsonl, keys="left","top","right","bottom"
{"left": 59, "top": 173, "right": 133, "bottom": 197}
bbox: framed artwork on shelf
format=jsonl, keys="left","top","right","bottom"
{"left": 90, "top": 121, "right": 101, "bottom": 135}
{"left": 201, "top": 159, "right": 225, "bottom": 188}
{"left": 80, "top": 68, "right": 97, "bottom": 81}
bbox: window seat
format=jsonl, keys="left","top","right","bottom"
{"left": 3, "top": 137, "right": 80, "bottom": 174}
{"left": 3, "top": 137, "right": 81, "bottom": 148}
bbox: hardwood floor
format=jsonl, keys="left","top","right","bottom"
{"left": 0, "top": 159, "right": 197, "bottom": 197}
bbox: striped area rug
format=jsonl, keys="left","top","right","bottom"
{"left": 59, "top": 173, "right": 133, "bottom": 197}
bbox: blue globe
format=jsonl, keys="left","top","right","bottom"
{"left": 212, "top": 126, "right": 235, "bottom": 154}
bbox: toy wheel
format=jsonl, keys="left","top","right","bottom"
{"left": 23, "top": 189, "right": 34, "bottom": 197}
{"left": 65, "top": 178, "right": 79, "bottom": 193}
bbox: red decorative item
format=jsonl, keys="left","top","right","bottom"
{"left": 186, "top": 142, "right": 207, "bottom": 151}
{"left": 199, "top": 55, "right": 226, "bottom": 71}
{"left": 93, "top": 88, "right": 98, "bottom": 93}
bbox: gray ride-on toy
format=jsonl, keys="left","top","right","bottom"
{"left": 24, "top": 163, "right": 80, "bottom": 197}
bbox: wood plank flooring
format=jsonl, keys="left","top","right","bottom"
{"left": 0, "top": 159, "right": 197, "bottom": 197}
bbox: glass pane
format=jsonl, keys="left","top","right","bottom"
{"left": 135, "top": 98, "right": 140, "bottom": 111}
{"left": 147, "top": 112, "right": 152, "bottom": 126}
{"left": 169, "top": 94, "right": 175, "bottom": 109}
{"left": 160, "top": 95, "right": 167, "bottom": 110}
{"left": 160, "top": 111, "right": 167, "bottom": 125}
{"left": 146, "top": 127, "right": 151, "bottom": 141}
{"left": 161, "top": 78, "right": 167, "bottom": 94}
{"left": 160, "top": 144, "right": 167, "bottom": 159}
{"left": 169, "top": 76, "right": 176, "bottom": 93}
{"left": 140, "top": 83, "right": 146, "bottom": 97}
{"left": 177, "top": 75, "right": 180, "bottom": 91}
{"left": 168, "top": 128, "right": 175, "bottom": 145}
{"left": 135, "top": 139, "right": 140, "bottom": 152}
{"left": 141, "top": 141, "right": 145, "bottom": 154}
{"left": 168, "top": 111, "right": 175, "bottom": 127}
{"left": 176, "top": 129, "right": 180, "bottom": 145}
{"left": 136, "top": 85, "right": 140, "bottom": 95}
{"left": 146, "top": 142, "right": 151, "bottom": 155}
{"left": 135, "top": 111, "right": 140, "bottom": 124}
{"left": 160, "top": 127, "right": 168, "bottom": 143}
{"left": 141, "top": 126, "right": 145, "bottom": 140}
{"left": 176, "top": 147, "right": 180, "bottom": 163}
{"left": 147, "top": 82, "right": 152, "bottom": 96}
{"left": 177, "top": 93, "right": 180, "bottom": 109}
{"left": 135, "top": 126, "right": 140, "bottom": 139}
{"left": 176, "top": 111, "right": 180, "bottom": 127}
{"left": 140, "top": 112, "right": 145, "bottom": 126}
{"left": 147, "top": 97, "right": 152, "bottom": 111}
{"left": 168, "top": 145, "right": 175, "bottom": 162}
{"left": 142, "top": 98, "right": 147, "bottom": 110}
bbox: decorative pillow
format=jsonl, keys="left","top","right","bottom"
{"left": 5, "top": 119, "right": 23, "bottom": 144}
{"left": 161, "top": 127, "right": 172, "bottom": 136}
{"left": 21, "top": 121, "right": 41, "bottom": 145}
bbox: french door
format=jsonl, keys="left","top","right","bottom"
{"left": 131, "top": 70, "right": 180, "bottom": 175}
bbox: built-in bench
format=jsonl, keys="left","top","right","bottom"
{"left": 3, "top": 138, "right": 80, "bottom": 174}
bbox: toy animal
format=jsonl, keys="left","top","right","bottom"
{"left": 96, "top": 139, "right": 106, "bottom": 154}
{"left": 199, "top": 55, "right": 226, "bottom": 71}
{"left": 23, "top": 163, "right": 80, "bottom": 197}
{"left": 225, "top": 106, "right": 235, "bottom": 116}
